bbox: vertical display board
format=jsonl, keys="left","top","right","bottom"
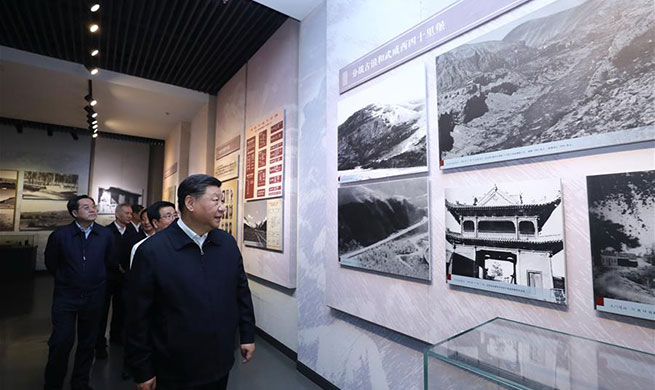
{"left": 587, "top": 170, "right": 655, "bottom": 321}
{"left": 220, "top": 179, "right": 238, "bottom": 240}
{"left": 214, "top": 135, "right": 241, "bottom": 182}
{"left": 244, "top": 109, "right": 285, "bottom": 201}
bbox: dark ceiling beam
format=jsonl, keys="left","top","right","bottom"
{"left": 156, "top": 0, "right": 205, "bottom": 83}
{"left": 119, "top": 0, "right": 135, "bottom": 74}
{"left": 161, "top": 0, "right": 215, "bottom": 85}
{"left": 47, "top": 3, "right": 63, "bottom": 59}
{"left": 150, "top": 0, "right": 188, "bottom": 82}
{"left": 170, "top": 0, "right": 232, "bottom": 87}
{"left": 135, "top": 0, "right": 167, "bottom": 77}
{"left": 111, "top": 0, "right": 123, "bottom": 71}
{"left": 7, "top": 1, "right": 37, "bottom": 54}
{"left": 147, "top": 0, "right": 180, "bottom": 82}
{"left": 128, "top": 0, "right": 151, "bottom": 76}
{"left": 197, "top": 8, "right": 276, "bottom": 92}
{"left": 183, "top": 0, "right": 253, "bottom": 90}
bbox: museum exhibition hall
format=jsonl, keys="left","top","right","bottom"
{"left": 0, "top": 0, "right": 654, "bottom": 389}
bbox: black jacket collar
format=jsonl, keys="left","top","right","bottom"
{"left": 167, "top": 219, "right": 223, "bottom": 251}
{"left": 69, "top": 220, "right": 102, "bottom": 236}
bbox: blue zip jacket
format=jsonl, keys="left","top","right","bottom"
{"left": 44, "top": 221, "right": 114, "bottom": 295}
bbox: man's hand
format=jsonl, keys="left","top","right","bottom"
{"left": 136, "top": 376, "right": 156, "bottom": 390}
{"left": 240, "top": 343, "right": 255, "bottom": 364}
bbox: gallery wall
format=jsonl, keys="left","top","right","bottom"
{"left": 0, "top": 123, "right": 92, "bottom": 270}
{"left": 213, "top": 20, "right": 301, "bottom": 351}
{"left": 1, "top": 123, "right": 159, "bottom": 270}
{"left": 292, "top": 0, "right": 654, "bottom": 389}
{"left": 162, "top": 121, "right": 190, "bottom": 205}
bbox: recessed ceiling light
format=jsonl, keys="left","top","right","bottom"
{"left": 89, "top": 24, "right": 99, "bottom": 33}
{"left": 90, "top": 3, "right": 100, "bottom": 12}
{"left": 90, "top": 49, "right": 99, "bottom": 57}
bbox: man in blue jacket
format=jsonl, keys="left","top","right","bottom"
{"left": 43, "top": 195, "right": 114, "bottom": 390}
{"left": 126, "top": 174, "right": 256, "bottom": 390}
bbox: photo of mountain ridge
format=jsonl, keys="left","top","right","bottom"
{"left": 338, "top": 177, "right": 430, "bottom": 280}
{"left": 338, "top": 61, "right": 428, "bottom": 183}
{"left": 436, "top": 0, "right": 655, "bottom": 168}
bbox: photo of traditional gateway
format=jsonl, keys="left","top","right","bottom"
{"left": 445, "top": 180, "right": 566, "bottom": 304}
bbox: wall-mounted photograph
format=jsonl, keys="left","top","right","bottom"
{"left": 220, "top": 179, "right": 238, "bottom": 241}
{"left": 243, "top": 197, "right": 283, "bottom": 252}
{"left": 19, "top": 200, "right": 71, "bottom": 231}
{"left": 436, "top": 0, "right": 654, "bottom": 169}
{"left": 338, "top": 176, "right": 430, "bottom": 280}
{"left": 97, "top": 186, "right": 142, "bottom": 215}
{"left": 587, "top": 170, "right": 655, "bottom": 321}
{"left": 338, "top": 61, "right": 428, "bottom": 183}
{"left": 445, "top": 179, "right": 566, "bottom": 304}
{"left": 22, "top": 170, "right": 78, "bottom": 200}
{"left": 0, "top": 170, "right": 18, "bottom": 231}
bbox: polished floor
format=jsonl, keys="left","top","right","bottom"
{"left": 0, "top": 274, "right": 320, "bottom": 390}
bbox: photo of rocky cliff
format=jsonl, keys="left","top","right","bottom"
{"left": 338, "top": 61, "right": 428, "bottom": 183}
{"left": 338, "top": 177, "right": 430, "bottom": 280}
{"left": 587, "top": 170, "right": 655, "bottom": 311}
{"left": 436, "top": 0, "right": 654, "bottom": 166}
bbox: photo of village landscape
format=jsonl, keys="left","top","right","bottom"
{"left": 22, "top": 170, "right": 78, "bottom": 200}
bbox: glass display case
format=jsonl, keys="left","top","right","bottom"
{"left": 424, "top": 317, "right": 655, "bottom": 390}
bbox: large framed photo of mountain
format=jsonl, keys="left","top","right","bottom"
{"left": 445, "top": 179, "right": 566, "bottom": 304}
{"left": 587, "top": 170, "right": 655, "bottom": 321}
{"left": 436, "top": 0, "right": 655, "bottom": 169}
{"left": 338, "top": 176, "right": 430, "bottom": 280}
{"left": 338, "top": 61, "right": 428, "bottom": 183}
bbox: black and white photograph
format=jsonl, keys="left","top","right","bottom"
{"left": 243, "top": 199, "right": 268, "bottom": 249}
{"left": 97, "top": 186, "right": 142, "bottom": 214}
{"left": 436, "top": 0, "right": 655, "bottom": 169}
{"left": 338, "top": 61, "right": 428, "bottom": 183}
{"left": 445, "top": 179, "right": 566, "bottom": 304}
{"left": 338, "top": 177, "right": 430, "bottom": 280}
{"left": 587, "top": 170, "right": 655, "bottom": 320}
{"left": 22, "top": 170, "right": 78, "bottom": 200}
{"left": 19, "top": 200, "right": 71, "bottom": 231}
{"left": 0, "top": 170, "right": 18, "bottom": 231}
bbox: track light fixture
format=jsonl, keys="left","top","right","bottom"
{"left": 89, "top": 23, "right": 99, "bottom": 33}
{"left": 92, "top": 132, "right": 98, "bottom": 138}
{"left": 89, "top": 3, "right": 100, "bottom": 12}
{"left": 90, "top": 49, "right": 99, "bottom": 57}
{"left": 85, "top": 94, "right": 97, "bottom": 106}
{"left": 84, "top": 106, "right": 97, "bottom": 116}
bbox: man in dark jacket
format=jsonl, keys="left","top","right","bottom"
{"left": 96, "top": 203, "right": 137, "bottom": 357}
{"left": 44, "top": 195, "right": 114, "bottom": 390}
{"left": 126, "top": 174, "right": 256, "bottom": 390}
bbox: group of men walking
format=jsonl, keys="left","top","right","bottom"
{"left": 43, "top": 174, "right": 256, "bottom": 390}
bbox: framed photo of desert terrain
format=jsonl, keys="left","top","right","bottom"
{"left": 338, "top": 176, "right": 430, "bottom": 281}
{"left": 587, "top": 170, "right": 655, "bottom": 321}
{"left": 445, "top": 179, "right": 566, "bottom": 304}
{"left": 338, "top": 61, "right": 428, "bottom": 183}
{"left": 435, "top": 0, "right": 655, "bottom": 169}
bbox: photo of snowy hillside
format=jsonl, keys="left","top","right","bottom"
{"left": 436, "top": 0, "right": 655, "bottom": 168}
{"left": 338, "top": 177, "right": 430, "bottom": 280}
{"left": 243, "top": 200, "right": 268, "bottom": 249}
{"left": 338, "top": 61, "right": 428, "bottom": 183}
{"left": 587, "top": 170, "right": 655, "bottom": 317}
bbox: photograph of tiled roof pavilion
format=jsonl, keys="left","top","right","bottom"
{"left": 445, "top": 180, "right": 566, "bottom": 304}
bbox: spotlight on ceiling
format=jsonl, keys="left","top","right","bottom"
{"left": 84, "top": 106, "right": 96, "bottom": 116}
{"left": 90, "top": 49, "right": 99, "bottom": 57}
{"left": 89, "top": 3, "right": 100, "bottom": 12}
{"left": 92, "top": 132, "right": 98, "bottom": 138}
{"left": 85, "top": 64, "right": 99, "bottom": 75}
{"left": 85, "top": 94, "right": 97, "bottom": 106}
{"left": 87, "top": 118, "right": 98, "bottom": 126}
{"left": 89, "top": 24, "right": 99, "bottom": 33}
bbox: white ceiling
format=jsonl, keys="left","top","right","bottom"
{"left": 254, "top": 0, "right": 323, "bottom": 20}
{"left": 0, "top": 47, "right": 208, "bottom": 140}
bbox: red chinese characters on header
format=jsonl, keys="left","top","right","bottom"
{"left": 244, "top": 136, "right": 256, "bottom": 199}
